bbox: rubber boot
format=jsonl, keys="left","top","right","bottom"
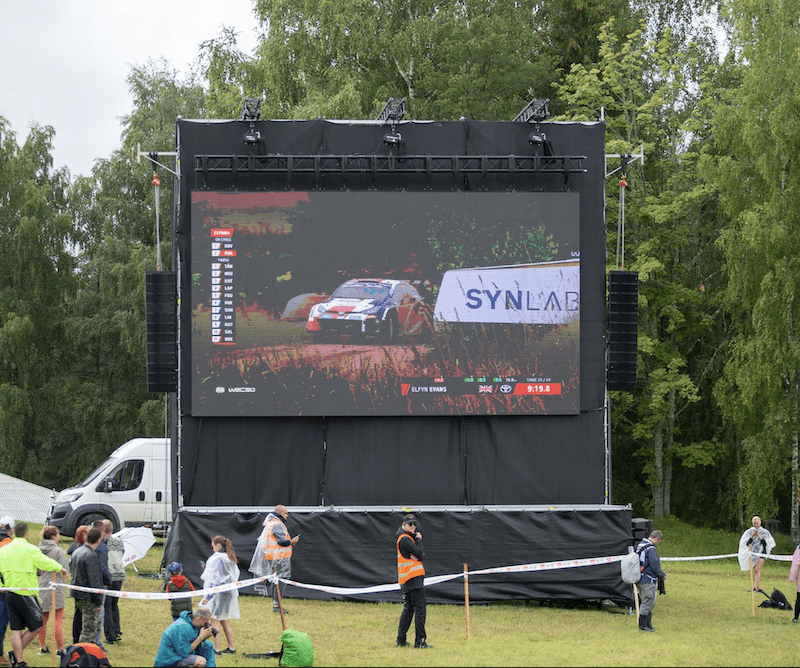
{"left": 794, "top": 593, "right": 800, "bottom": 622}
{"left": 646, "top": 613, "right": 655, "bottom": 631}
{"left": 638, "top": 615, "right": 652, "bottom": 632}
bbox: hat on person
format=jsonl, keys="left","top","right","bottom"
{"left": 0, "top": 517, "right": 13, "bottom": 531}
{"left": 167, "top": 561, "right": 182, "bottom": 574}
{"left": 402, "top": 514, "right": 417, "bottom": 525}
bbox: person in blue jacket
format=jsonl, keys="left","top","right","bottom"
{"left": 636, "top": 530, "right": 666, "bottom": 632}
{"left": 154, "top": 607, "right": 216, "bottom": 667}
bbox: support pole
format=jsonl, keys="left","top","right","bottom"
{"left": 51, "top": 572, "right": 56, "bottom": 667}
{"left": 274, "top": 577, "right": 287, "bottom": 631}
{"left": 463, "top": 563, "right": 470, "bottom": 640}
{"left": 633, "top": 583, "right": 640, "bottom": 623}
{"left": 750, "top": 559, "right": 755, "bottom": 616}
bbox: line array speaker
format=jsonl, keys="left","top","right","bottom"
{"left": 631, "top": 517, "right": 653, "bottom": 541}
{"left": 145, "top": 271, "right": 177, "bottom": 393}
{"left": 608, "top": 270, "right": 638, "bottom": 392}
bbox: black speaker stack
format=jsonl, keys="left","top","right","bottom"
{"left": 145, "top": 271, "right": 177, "bottom": 393}
{"left": 631, "top": 516, "right": 653, "bottom": 543}
{"left": 608, "top": 270, "right": 638, "bottom": 392}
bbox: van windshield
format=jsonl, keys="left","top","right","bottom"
{"left": 77, "top": 458, "right": 117, "bottom": 488}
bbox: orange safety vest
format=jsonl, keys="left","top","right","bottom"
{"left": 263, "top": 518, "right": 292, "bottom": 561}
{"left": 396, "top": 533, "right": 425, "bottom": 584}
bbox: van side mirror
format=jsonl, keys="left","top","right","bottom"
{"left": 103, "top": 479, "right": 113, "bottom": 493}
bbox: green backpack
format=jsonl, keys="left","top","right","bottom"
{"left": 280, "top": 628, "right": 314, "bottom": 667}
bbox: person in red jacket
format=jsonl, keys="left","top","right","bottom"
{"left": 395, "top": 514, "right": 432, "bottom": 649}
{"left": 164, "top": 562, "right": 195, "bottom": 620}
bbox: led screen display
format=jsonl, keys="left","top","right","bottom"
{"left": 191, "top": 191, "right": 580, "bottom": 416}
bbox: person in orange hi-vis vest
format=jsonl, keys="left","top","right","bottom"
{"left": 396, "top": 514, "right": 432, "bottom": 649}
{"left": 249, "top": 505, "right": 299, "bottom": 614}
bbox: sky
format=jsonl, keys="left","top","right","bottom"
{"left": 0, "top": 1, "right": 261, "bottom": 177}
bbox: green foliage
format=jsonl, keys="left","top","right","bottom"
{"left": 427, "top": 217, "right": 557, "bottom": 273}
{"left": 708, "top": 0, "right": 800, "bottom": 536}
{"left": 248, "top": 0, "right": 565, "bottom": 121}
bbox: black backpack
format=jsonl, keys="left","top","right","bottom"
{"left": 758, "top": 588, "right": 792, "bottom": 611}
{"left": 59, "top": 643, "right": 111, "bottom": 667}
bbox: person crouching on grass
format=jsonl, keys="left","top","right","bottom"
{"left": 154, "top": 606, "right": 216, "bottom": 667}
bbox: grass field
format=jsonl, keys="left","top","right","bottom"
{"left": 14, "top": 518, "right": 800, "bottom": 666}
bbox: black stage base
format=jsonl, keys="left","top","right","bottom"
{"left": 165, "top": 505, "right": 634, "bottom": 606}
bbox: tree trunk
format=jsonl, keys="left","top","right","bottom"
{"left": 653, "top": 424, "right": 665, "bottom": 517}
{"left": 663, "top": 387, "right": 676, "bottom": 517}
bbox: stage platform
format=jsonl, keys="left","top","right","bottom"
{"left": 165, "top": 504, "right": 635, "bottom": 606}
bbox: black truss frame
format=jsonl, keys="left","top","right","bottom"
{"left": 194, "top": 153, "right": 586, "bottom": 191}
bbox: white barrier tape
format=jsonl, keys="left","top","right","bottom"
{"left": 468, "top": 555, "right": 622, "bottom": 577}
{"left": 662, "top": 551, "right": 793, "bottom": 562}
{"left": 3, "top": 550, "right": 794, "bottom": 600}
{"left": 58, "top": 574, "right": 270, "bottom": 600}
{"left": 278, "top": 572, "right": 464, "bottom": 596}
{"left": 661, "top": 553, "right": 738, "bottom": 562}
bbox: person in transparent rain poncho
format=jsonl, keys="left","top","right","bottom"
{"left": 200, "top": 535, "right": 240, "bottom": 655}
{"left": 738, "top": 516, "right": 776, "bottom": 594}
{"left": 249, "top": 505, "right": 299, "bottom": 614}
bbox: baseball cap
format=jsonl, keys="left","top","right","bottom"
{"left": 402, "top": 513, "right": 417, "bottom": 525}
{"left": 0, "top": 517, "right": 14, "bottom": 531}
{"left": 167, "top": 562, "right": 182, "bottom": 574}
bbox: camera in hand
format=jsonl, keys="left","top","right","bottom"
{"left": 204, "top": 623, "right": 220, "bottom": 636}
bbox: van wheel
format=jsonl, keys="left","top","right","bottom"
{"left": 79, "top": 512, "right": 110, "bottom": 529}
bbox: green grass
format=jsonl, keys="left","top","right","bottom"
{"left": 17, "top": 519, "right": 800, "bottom": 666}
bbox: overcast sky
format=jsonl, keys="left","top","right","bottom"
{"left": 0, "top": 1, "right": 260, "bottom": 177}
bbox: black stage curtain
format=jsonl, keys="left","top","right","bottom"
{"left": 323, "top": 417, "right": 465, "bottom": 505}
{"left": 165, "top": 507, "right": 634, "bottom": 606}
{"left": 180, "top": 417, "right": 325, "bottom": 506}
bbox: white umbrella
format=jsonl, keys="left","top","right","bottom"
{"left": 113, "top": 527, "right": 156, "bottom": 568}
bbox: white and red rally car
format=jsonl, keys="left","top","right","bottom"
{"left": 307, "top": 278, "right": 427, "bottom": 343}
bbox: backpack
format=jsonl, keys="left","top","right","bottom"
{"left": 280, "top": 628, "right": 314, "bottom": 667}
{"left": 60, "top": 643, "right": 111, "bottom": 667}
{"left": 620, "top": 549, "right": 642, "bottom": 584}
{"left": 758, "top": 588, "right": 792, "bottom": 611}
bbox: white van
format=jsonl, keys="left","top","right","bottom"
{"left": 47, "top": 438, "right": 171, "bottom": 537}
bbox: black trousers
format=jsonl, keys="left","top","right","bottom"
{"left": 72, "top": 605, "right": 81, "bottom": 644}
{"left": 104, "top": 581, "right": 122, "bottom": 640}
{"left": 397, "top": 587, "right": 426, "bottom": 645}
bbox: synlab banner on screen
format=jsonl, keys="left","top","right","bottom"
{"left": 190, "top": 190, "right": 580, "bottom": 416}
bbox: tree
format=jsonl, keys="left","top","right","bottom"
{"left": 59, "top": 60, "right": 207, "bottom": 484}
{"left": 246, "top": 0, "right": 563, "bottom": 120}
{"left": 709, "top": 0, "right": 800, "bottom": 537}
{"left": 555, "top": 18, "right": 728, "bottom": 518}
{"left": 0, "top": 119, "right": 77, "bottom": 484}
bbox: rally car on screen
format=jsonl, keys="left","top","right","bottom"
{"left": 307, "top": 278, "right": 428, "bottom": 343}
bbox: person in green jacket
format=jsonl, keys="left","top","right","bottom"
{"left": 0, "top": 522, "right": 67, "bottom": 667}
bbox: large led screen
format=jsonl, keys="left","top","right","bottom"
{"left": 191, "top": 191, "right": 580, "bottom": 416}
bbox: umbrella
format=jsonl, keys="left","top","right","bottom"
{"left": 113, "top": 527, "right": 156, "bottom": 567}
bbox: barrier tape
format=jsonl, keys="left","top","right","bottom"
{"left": 0, "top": 550, "right": 793, "bottom": 599}
{"left": 468, "top": 554, "right": 622, "bottom": 576}
{"left": 0, "top": 575, "right": 272, "bottom": 600}
{"left": 662, "top": 551, "right": 792, "bottom": 562}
